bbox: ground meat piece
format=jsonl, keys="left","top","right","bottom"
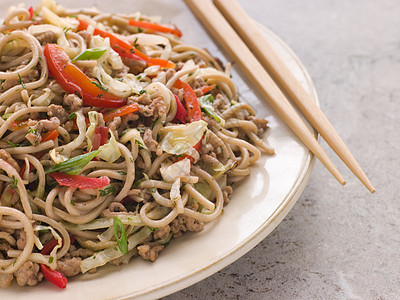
{"left": 153, "top": 225, "right": 171, "bottom": 240}
{"left": 24, "top": 69, "right": 39, "bottom": 83}
{"left": 128, "top": 93, "right": 152, "bottom": 105}
{"left": 185, "top": 216, "right": 204, "bottom": 232}
{"left": 138, "top": 104, "right": 155, "bottom": 118}
{"left": 0, "top": 273, "right": 13, "bottom": 288}
{"left": 170, "top": 215, "right": 204, "bottom": 238}
{"left": 15, "top": 261, "right": 43, "bottom": 286}
{"left": 165, "top": 69, "right": 176, "bottom": 81}
{"left": 213, "top": 94, "right": 229, "bottom": 111}
{"left": 171, "top": 87, "right": 184, "bottom": 102}
{"left": 16, "top": 230, "right": 26, "bottom": 250}
{"left": 143, "top": 129, "right": 159, "bottom": 154}
{"left": 109, "top": 257, "right": 123, "bottom": 266}
{"left": 41, "top": 117, "right": 60, "bottom": 131}
{"left": 170, "top": 215, "right": 187, "bottom": 238}
{"left": 137, "top": 244, "right": 164, "bottom": 262}
{"left": 34, "top": 31, "right": 57, "bottom": 45}
{"left": 57, "top": 257, "right": 82, "bottom": 277}
{"left": 48, "top": 104, "right": 68, "bottom": 123}
{"left": 150, "top": 97, "right": 167, "bottom": 120}
{"left": 63, "top": 93, "right": 83, "bottom": 111}
{"left": 248, "top": 116, "right": 269, "bottom": 134}
{"left": 201, "top": 153, "right": 220, "bottom": 166}
{"left": 222, "top": 186, "right": 233, "bottom": 205}
{"left": 108, "top": 116, "right": 121, "bottom": 137}
{"left": 0, "top": 149, "right": 20, "bottom": 172}
{"left": 122, "top": 57, "right": 146, "bottom": 74}
{"left": 191, "top": 77, "right": 206, "bottom": 89}
{"left": 25, "top": 130, "right": 40, "bottom": 146}
{"left": 114, "top": 65, "right": 129, "bottom": 78}
{"left": 0, "top": 79, "right": 18, "bottom": 92}
{"left": 193, "top": 56, "right": 207, "bottom": 68}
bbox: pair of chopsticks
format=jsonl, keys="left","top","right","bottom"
{"left": 184, "top": 0, "right": 375, "bottom": 193}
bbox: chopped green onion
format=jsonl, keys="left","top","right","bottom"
{"left": 72, "top": 47, "right": 107, "bottom": 61}
{"left": 113, "top": 217, "right": 128, "bottom": 255}
{"left": 46, "top": 150, "right": 101, "bottom": 175}
{"left": 99, "top": 186, "right": 116, "bottom": 196}
{"left": 68, "top": 112, "right": 76, "bottom": 120}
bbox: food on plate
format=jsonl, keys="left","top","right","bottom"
{"left": 0, "top": 0, "right": 273, "bottom": 288}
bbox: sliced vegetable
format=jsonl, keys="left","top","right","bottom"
{"left": 92, "top": 126, "right": 108, "bottom": 150}
{"left": 200, "top": 85, "right": 215, "bottom": 95}
{"left": 159, "top": 120, "right": 207, "bottom": 155}
{"left": 160, "top": 158, "right": 191, "bottom": 182}
{"left": 61, "top": 215, "right": 142, "bottom": 231}
{"left": 113, "top": 217, "right": 128, "bottom": 255}
{"left": 49, "top": 173, "right": 110, "bottom": 189}
{"left": 41, "top": 130, "right": 59, "bottom": 142}
{"left": 40, "top": 264, "right": 67, "bottom": 289}
{"left": 46, "top": 150, "right": 100, "bottom": 175}
{"left": 103, "top": 103, "right": 139, "bottom": 123}
{"left": 173, "top": 79, "right": 202, "bottom": 122}
{"left": 80, "top": 227, "right": 151, "bottom": 273}
{"left": 41, "top": 236, "right": 75, "bottom": 255}
{"left": 128, "top": 19, "right": 182, "bottom": 37}
{"left": 72, "top": 47, "right": 107, "bottom": 61}
{"left": 173, "top": 95, "right": 187, "bottom": 124}
{"left": 97, "top": 130, "right": 121, "bottom": 163}
{"left": 28, "top": 6, "right": 34, "bottom": 20}
{"left": 44, "top": 44, "right": 126, "bottom": 108}
{"left": 199, "top": 94, "right": 225, "bottom": 126}
{"left": 78, "top": 19, "right": 175, "bottom": 69}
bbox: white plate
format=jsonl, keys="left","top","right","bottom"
{"left": 1, "top": 0, "right": 318, "bottom": 299}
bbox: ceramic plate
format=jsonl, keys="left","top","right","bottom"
{"left": 1, "top": 0, "right": 318, "bottom": 299}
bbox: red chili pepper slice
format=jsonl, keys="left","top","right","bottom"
{"left": 49, "top": 173, "right": 110, "bottom": 189}
{"left": 41, "top": 130, "right": 59, "bottom": 143}
{"left": 78, "top": 19, "right": 175, "bottom": 69}
{"left": 40, "top": 264, "right": 67, "bottom": 289}
{"left": 173, "top": 94, "right": 187, "bottom": 123}
{"left": 128, "top": 19, "right": 182, "bottom": 37}
{"left": 41, "top": 236, "right": 76, "bottom": 255}
{"left": 200, "top": 85, "right": 215, "bottom": 95}
{"left": 44, "top": 44, "right": 126, "bottom": 108}
{"left": 28, "top": 6, "right": 34, "bottom": 20}
{"left": 102, "top": 103, "right": 139, "bottom": 123}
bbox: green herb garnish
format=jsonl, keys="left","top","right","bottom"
{"left": 99, "top": 186, "right": 116, "bottom": 196}
{"left": 113, "top": 217, "right": 128, "bottom": 255}
{"left": 72, "top": 47, "right": 107, "bottom": 62}
{"left": 46, "top": 150, "right": 101, "bottom": 175}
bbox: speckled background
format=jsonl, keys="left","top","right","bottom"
{"left": 165, "top": 0, "right": 400, "bottom": 299}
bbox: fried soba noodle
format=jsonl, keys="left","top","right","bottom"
{"left": 0, "top": 0, "right": 273, "bottom": 288}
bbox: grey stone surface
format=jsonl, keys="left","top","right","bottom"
{"left": 165, "top": 0, "right": 400, "bottom": 299}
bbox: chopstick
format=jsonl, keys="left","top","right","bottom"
{"left": 184, "top": 0, "right": 346, "bottom": 186}
{"left": 213, "top": 0, "right": 375, "bottom": 193}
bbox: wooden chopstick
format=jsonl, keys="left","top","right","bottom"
{"left": 213, "top": 0, "right": 375, "bottom": 193}
{"left": 184, "top": 0, "right": 346, "bottom": 186}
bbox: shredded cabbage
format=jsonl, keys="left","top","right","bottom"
{"left": 98, "top": 130, "right": 121, "bottom": 163}
{"left": 160, "top": 158, "right": 191, "bottom": 182}
{"left": 85, "top": 111, "right": 98, "bottom": 151}
{"left": 159, "top": 120, "right": 208, "bottom": 155}
{"left": 61, "top": 214, "right": 142, "bottom": 231}
{"left": 80, "top": 226, "right": 151, "bottom": 273}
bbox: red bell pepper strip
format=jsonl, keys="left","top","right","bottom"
{"left": 41, "top": 236, "right": 75, "bottom": 255}
{"left": 49, "top": 173, "right": 110, "bottom": 189}
{"left": 44, "top": 44, "right": 126, "bottom": 108}
{"left": 41, "top": 130, "right": 59, "bottom": 142}
{"left": 173, "top": 79, "right": 203, "bottom": 162}
{"left": 173, "top": 79, "right": 202, "bottom": 122}
{"left": 92, "top": 126, "right": 109, "bottom": 150}
{"left": 128, "top": 19, "right": 182, "bottom": 37}
{"left": 103, "top": 103, "right": 139, "bottom": 123}
{"left": 40, "top": 237, "right": 75, "bottom": 289}
{"left": 40, "top": 264, "right": 67, "bottom": 289}
{"left": 200, "top": 85, "right": 215, "bottom": 95}
{"left": 173, "top": 94, "right": 187, "bottom": 123}
{"left": 77, "top": 19, "right": 175, "bottom": 69}
{"left": 28, "top": 6, "right": 34, "bottom": 20}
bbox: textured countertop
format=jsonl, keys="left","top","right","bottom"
{"left": 166, "top": 0, "right": 400, "bottom": 299}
